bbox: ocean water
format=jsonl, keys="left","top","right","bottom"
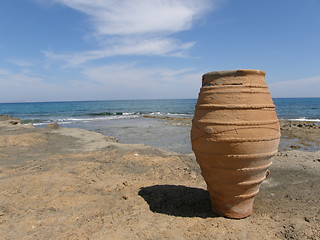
{"left": 1, "top": 98, "right": 319, "bottom": 153}
{"left": 273, "top": 98, "right": 320, "bottom": 122}
{"left": 0, "top": 99, "right": 195, "bottom": 126}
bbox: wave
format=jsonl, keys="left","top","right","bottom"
{"left": 167, "top": 113, "right": 191, "bottom": 116}
{"left": 285, "top": 117, "right": 320, "bottom": 122}
{"left": 87, "top": 111, "right": 193, "bottom": 117}
{"left": 149, "top": 112, "right": 161, "bottom": 115}
{"left": 29, "top": 115, "right": 140, "bottom": 126}
{"left": 88, "top": 112, "right": 137, "bottom": 116}
{"left": 32, "top": 121, "right": 73, "bottom": 126}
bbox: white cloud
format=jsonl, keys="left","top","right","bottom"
{"left": 269, "top": 76, "right": 320, "bottom": 98}
{"left": 54, "top": 0, "right": 211, "bottom": 35}
{"left": 44, "top": 0, "right": 214, "bottom": 65}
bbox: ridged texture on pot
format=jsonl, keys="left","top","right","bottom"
{"left": 191, "top": 69, "right": 280, "bottom": 219}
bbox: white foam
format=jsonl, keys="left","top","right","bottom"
{"left": 167, "top": 113, "right": 189, "bottom": 116}
{"left": 150, "top": 112, "right": 161, "bottom": 115}
{"left": 287, "top": 118, "right": 320, "bottom": 122}
{"left": 122, "top": 112, "right": 135, "bottom": 115}
{"left": 29, "top": 114, "right": 140, "bottom": 126}
{"left": 32, "top": 122, "right": 48, "bottom": 126}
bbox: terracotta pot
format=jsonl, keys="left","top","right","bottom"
{"left": 191, "top": 69, "right": 280, "bottom": 219}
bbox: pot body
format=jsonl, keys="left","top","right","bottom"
{"left": 191, "top": 69, "right": 280, "bottom": 219}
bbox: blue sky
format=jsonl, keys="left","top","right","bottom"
{"left": 0, "top": 0, "right": 319, "bottom": 102}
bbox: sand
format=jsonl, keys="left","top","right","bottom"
{"left": 0, "top": 120, "right": 319, "bottom": 239}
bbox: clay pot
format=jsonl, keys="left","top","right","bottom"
{"left": 191, "top": 69, "right": 280, "bottom": 219}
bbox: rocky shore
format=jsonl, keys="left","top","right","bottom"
{"left": 0, "top": 117, "right": 319, "bottom": 239}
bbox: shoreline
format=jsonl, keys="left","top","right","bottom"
{"left": 3, "top": 114, "right": 320, "bottom": 153}
{"left": 0, "top": 119, "right": 319, "bottom": 239}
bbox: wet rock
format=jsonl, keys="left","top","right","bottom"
{"left": 45, "top": 122, "right": 60, "bottom": 129}
{"left": 25, "top": 123, "right": 35, "bottom": 128}
{"left": 0, "top": 115, "right": 22, "bottom": 125}
{"left": 290, "top": 145, "right": 299, "bottom": 149}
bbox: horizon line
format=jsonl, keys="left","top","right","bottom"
{"left": 1, "top": 97, "right": 320, "bottom": 104}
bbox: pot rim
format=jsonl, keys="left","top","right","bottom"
{"left": 203, "top": 69, "right": 266, "bottom": 78}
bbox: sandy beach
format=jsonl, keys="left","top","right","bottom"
{"left": 0, "top": 118, "right": 319, "bottom": 239}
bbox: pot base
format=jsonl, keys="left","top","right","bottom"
{"left": 211, "top": 196, "right": 255, "bottom": 219}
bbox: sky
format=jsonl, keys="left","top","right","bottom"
{"left": 0, "top": 0, "right": 320, "bottom": 102}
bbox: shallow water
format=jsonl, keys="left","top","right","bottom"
{"left": 64, "top": 117, "right": 192, "bottom": 154}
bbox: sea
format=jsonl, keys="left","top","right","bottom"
{"left": 0, "top": 98, "right": 319, "bottom": 153}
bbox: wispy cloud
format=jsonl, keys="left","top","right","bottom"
{"left": 269, "top": 76, "right": 320, "bottom": 98}
{"left": 0, "top": 64, "right": 202, "bottom": 102}
{"left": 82, "top": 63, "right": 202, "bottom": 99}
{"left": 0, "top": 68, "right": 41, "bottom": 85}
{"left": 0, "top": 67, "right": 104, "bottom": 102}
{"left": 83, "top": 62, "right": 198, "bottom": 85}
{"left": 0, "top": 68, "right": 51, "bottom": 102}
{"left": 8, "top": 59, "right": 35, "bottom": 67}
{"left": 44, "top": 0, "right": 214, "bottom": 66}
{"left": 43, "top": 37, "right": 195, "bottom": 67}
